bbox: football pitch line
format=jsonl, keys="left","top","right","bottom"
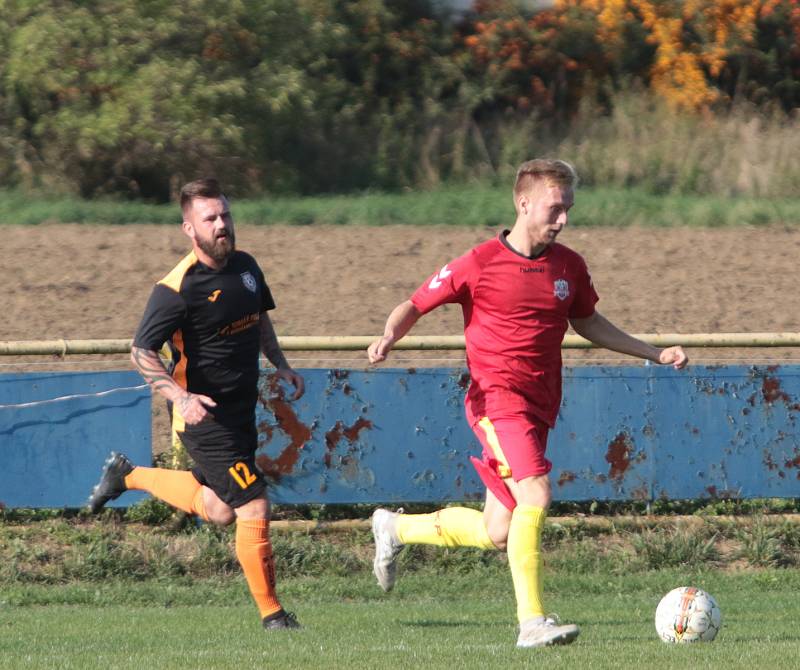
{"left": 1, "top": 571, "right": 798, "bottom": 670}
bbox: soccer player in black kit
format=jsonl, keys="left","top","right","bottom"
{"left": 88, "top": 178, "right": 305, "bottom": 630}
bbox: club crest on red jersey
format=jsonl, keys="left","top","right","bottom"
{"left": 553, "top": 278, "right": 570, "bottom": 300}
{"left": 241, "top": 271, "right": 257, "bottom": 293}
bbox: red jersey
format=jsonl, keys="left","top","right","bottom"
{"left": 411, "top": 232, "right": 598, "bottom": 427}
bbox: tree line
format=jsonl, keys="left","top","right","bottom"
{"left": 1, "top": 0, "right": 797, "bottom": 200}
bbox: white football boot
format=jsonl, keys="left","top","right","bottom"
{"left": 371, "top": 508, "right": 405, "bottom": 592}
{"left": 516, "top": 614, "right": 580, "bottom": 648}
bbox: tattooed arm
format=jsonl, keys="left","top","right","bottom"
{"left": 259, "top": 313, "right": 305, "bottom": 400}
{"left": 130, "top": 346, "right": 216, "bottom": 424}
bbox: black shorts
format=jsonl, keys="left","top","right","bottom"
{"left": 178, "top": 418, "right": 267, "bottom": 508}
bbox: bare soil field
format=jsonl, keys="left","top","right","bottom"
{"left": 5, "top": 222, "right": 798, "bottom": 344}
{"left": 4, "top": 223, "right": 799, "bottom": 452}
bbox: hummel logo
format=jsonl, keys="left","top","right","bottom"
{"left": 208, "top": 289, "right": 222, "bottom": 302}
{"left": 428, "top": 264, "right": 452, "bottom": 290}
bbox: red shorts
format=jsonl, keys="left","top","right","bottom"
{"left": 470, "top": 408, "right": 552, "bottom": 482}
{"left": 468, "top": 409, "right": 551, "bottom": 511}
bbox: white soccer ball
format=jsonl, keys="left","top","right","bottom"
{"left": 654, "top": 586, "right": 722, "bottom": 643}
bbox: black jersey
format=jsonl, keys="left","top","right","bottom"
{"left": 133, "top": 250, "right": 275, "bottom": 424}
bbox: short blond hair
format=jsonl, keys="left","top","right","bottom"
{"left": 513, "top": 159, "right": 578, "bottom": 198}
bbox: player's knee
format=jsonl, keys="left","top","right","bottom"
{"left": 490, "top": 534, "right": 508, "bottom": 551}
{"left": 203, "top": 494, "right": 236, "bottom": 525}
{"left": 515, "top": 474, "right": 552, "bottom": 508}
{"left": 208, "top": 508, "right": 236, "bottom": 526}
{"left": 486, "top": 520, "right": 510, "bottom": 551}
{"left": 233, "top": 494, "right": 270, "bottom": 521}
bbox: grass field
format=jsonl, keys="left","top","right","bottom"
{"left": 2, "top": 568, "right": 798, "bottom": 670}
{"left": 2, "top": 185, "right": 799, "bottom": 227}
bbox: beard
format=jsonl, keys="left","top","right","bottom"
{"left": 197, "top": 230, "right": 235, "bottom": 264}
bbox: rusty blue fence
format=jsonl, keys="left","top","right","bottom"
{"left": 256, "top": 365, "right": 800, "bottom": 504}
{"left": 0, "top": 371, "right": 150, "bottom": 508}
{"left": 1, "top": 365, "right": 799, "bottom": 508}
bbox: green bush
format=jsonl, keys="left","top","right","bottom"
{"left": 124, "top": 498, "right": 174, "bottom": 525}
{"left": 630, "top": 525, "right": 720, "bottom": 570}
{"left": 273, "top": 530, "right": 370, "bottom": 578}
{"left": 1, "top": 2, "right": 799, "bottom": 199}
{"left": 733, "top": 516, "right": 794, "bottom": 568}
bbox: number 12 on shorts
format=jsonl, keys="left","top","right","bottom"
{"left": 229, "top": 462, "right": 257, "bottom": 489}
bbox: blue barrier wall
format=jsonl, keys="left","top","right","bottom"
{"left": 256, "top": 365, "right": 800, "bottom": 504}
{"left": 0, "top": 371, "right": 150, "bottom": 508}
{"left": 2, "top": 366, "right": 798, "bottom": 507}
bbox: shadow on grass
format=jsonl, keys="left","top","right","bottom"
{"left": 400, "top": 619, "right": 498, "bottom": 628}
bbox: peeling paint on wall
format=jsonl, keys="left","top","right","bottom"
{"left": 251, "top": 365, "right": 800, "bottom": 504}
{"left": 256, "top": 375, "right": 313, "bottom": 480}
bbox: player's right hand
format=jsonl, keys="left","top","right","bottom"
{"left": 367, "top": 337, "right": 394, "bottom": 364}
{"left": 177, "top": 392, "right": 217, "bottom": 425}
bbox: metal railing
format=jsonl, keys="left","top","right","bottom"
{"left": 2, "top": 332, "right": 800, "bottom": 356}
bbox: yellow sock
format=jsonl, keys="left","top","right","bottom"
{"left": 507, "top": 504, "right": 546, "bottom": 623}
{"left": 395, "top": 507, "right": 495, "bottom": 549}
{"left": 124, "top": 467, "right": 207, "bottom": 519}
{"left": 235, "top": 518, "right": 282, "bottom": 619}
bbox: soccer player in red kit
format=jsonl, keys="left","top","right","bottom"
{"left": 367, "top": 159, "right": 688, "bottom": 648}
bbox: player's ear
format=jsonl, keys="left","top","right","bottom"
{"left": 517, "top": 194, "right": 529, "bottom": 216}
{"left": 181, "top": 219, "right": 195, "bottom": 240}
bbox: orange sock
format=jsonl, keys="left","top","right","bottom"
{"left": 235, "top": 518, "right": 282, "bottom": 619}
{"left": 191, "top": 486, "right": 208, "bottom": 521}
{"left": 124, "top": 467, "right": 207, "bottom": 520}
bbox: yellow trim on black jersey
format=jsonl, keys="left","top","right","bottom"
{"left": 155, "top": 254, "right": 195, "bottom": 432}
{"left": 170, "top": 329, "right": 188, "bottom": 433}
{"left": 158, "top": 251, "right": 198, "bottom": 293}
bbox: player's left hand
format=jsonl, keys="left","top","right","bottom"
{"left": 276, "top": 367, "right": 305, "bottom": 400}
{"left": 658, "top": 346, "right": 688, "bottom": 370}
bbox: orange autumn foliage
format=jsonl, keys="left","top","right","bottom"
{"left": 465, "top": 0, "right": 792, "bottom": 112}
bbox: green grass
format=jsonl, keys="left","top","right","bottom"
{"left": 4, "top": 511, "right": 800, "bottom": 584}
{"left": 3, "top": 513, "right": 799, "bottom": 668}
{"left": 1, "top": 186, "right": 798, "bottom": 227}
{"left": 1, "top": 570, "right": 798, "bottom": 670}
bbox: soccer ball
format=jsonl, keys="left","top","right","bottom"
{"left": 654, "top": 586, "right": 722, "bottom": 643}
